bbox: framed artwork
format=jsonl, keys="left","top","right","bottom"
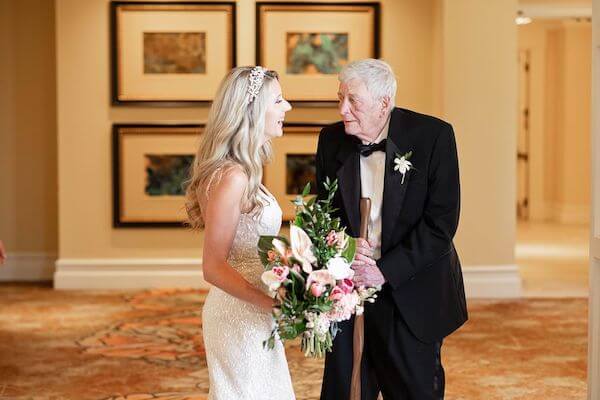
{"left": 264, "top": 123, "right": 325, "bottom": 220}
{"left": 256, "top": 2, "right": 380, "bottom": 106}
{"left": 112, "top": 124, "right": 203, "bottom": 227}
{"left": 111, "top": 2, "right": 236, "bottom": 106}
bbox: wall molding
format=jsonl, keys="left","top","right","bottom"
{"left": 554, "top": 203, "right": 590, "bottom": 225}
{"left": 54, "top": 258, "right": 522, "bottom": 298}
{"left": 462, "top": 265, "right": 522, "bottom": 298}
{"left": 533, "top": 202, "right": 590, "bottom": 224}
{"left": 0, "top": 252, "right": 56, "bottom": 281}
{"left": 519, "top": 5, "right": 591, "bottom": 19}
{"left": 54, "top": 258, "right": 208, "bottom": 289}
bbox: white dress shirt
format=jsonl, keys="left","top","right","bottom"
{"left": 359, "top": 116, "right": 391, "bottom": 260}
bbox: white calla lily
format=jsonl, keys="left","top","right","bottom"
{"left": 271, "top": 238, "right": 288, "bottom": 257}
{"left": 290, "top": 224, "right": 317, "bottom": 273}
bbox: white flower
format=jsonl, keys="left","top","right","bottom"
{"left": 304, "top": 311, "right": 331, "bottom": 340}
{"left": 314, "top": 313, "right": 331, "bottom": 338}
{"left": 261, "top": 270, "right": 283, "bottom": 291}
{"left": 290, "top": 224, "right": 317, "bottom": 273}
{"left": 326, "top": 256, "right": 354, "bottom": 280}
{"left": 306, "top": 269, "right": 336, "bottom": 290}
{"left": 394, "top": 154, "right": 413, "bottom": 184}
{"left": 261, "top": 266, "right": 290, "bottom": 292}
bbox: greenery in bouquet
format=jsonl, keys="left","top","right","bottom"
{"left": 258, "top": 178, "right": 379, "bottom": 358}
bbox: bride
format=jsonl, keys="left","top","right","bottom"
{"left": 184, "top": 66, "right": 295, "bottom": 400}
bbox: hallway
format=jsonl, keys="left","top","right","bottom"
{"left": 517, "top": 221, "right": 589, "bottom": 297}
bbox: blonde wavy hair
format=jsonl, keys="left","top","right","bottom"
{"left": 184, "top": 66, "right": 280, "bottom": 229}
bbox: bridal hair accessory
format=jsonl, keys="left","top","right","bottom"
{"left": 247, "top": 66, "right": 267, "bottom": 104}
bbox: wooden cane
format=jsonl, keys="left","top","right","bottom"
{"left": 350, "top": 198, "right": 371, "bottom": 400}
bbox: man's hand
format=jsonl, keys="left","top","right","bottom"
{"left": 352, "top": 238, "right": 375, "bottom": 267}
{"left": 351, "top": 238, "right": 385, "bottom": 287}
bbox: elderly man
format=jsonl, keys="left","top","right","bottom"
{"left": 316, "top": 59, "right": 468, "bottom": 400}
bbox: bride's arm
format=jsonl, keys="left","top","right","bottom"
{"left": 201, "top": 167, "right": 275, "bottom": 312}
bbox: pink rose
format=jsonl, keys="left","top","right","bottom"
{"left": 272, "top": 266, "right": 289, "bottom": 281}
{"left": 329, "top": 286, "right": 344, "bottom": 301}
{"left": 339, "top": 278, "right": 354, "bottom": 294}
{"left": 310, "top": 283, "right": 326, "bottom": 297}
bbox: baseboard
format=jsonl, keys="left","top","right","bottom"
{"left": 462, "top": 265, "right": 522, "bottom": 298}
{"left": 529, "top": 202, "right": 590, "bottom": 224}
{"left": 54, "top": 258, "right": 208, "bottom": 290}
{"left": 0, "top": 252, "right": 56, "bottom": 281}
{"left": 554, "top": 203, "right": 590, "bottom": 225}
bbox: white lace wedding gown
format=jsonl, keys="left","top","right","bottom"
{"left": 202, "top": 186, "right": 296, "bottom": 400}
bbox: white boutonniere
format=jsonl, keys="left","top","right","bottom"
{"left": 394, "top": 151, "right": 413, "bottom": 184}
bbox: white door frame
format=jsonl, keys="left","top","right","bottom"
{"left": 588, "top": 1, "right": 599, "bottom": 398}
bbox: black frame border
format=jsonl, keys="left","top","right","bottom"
{"left": 112, "top": 123, "right": 204, "bottom": 228}
{"left": 110, "top": 1, "right": 237, "bottom": 107}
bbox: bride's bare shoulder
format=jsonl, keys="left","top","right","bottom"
{"left": 200, "top": 163, "right": 248, "bottom": 207}
{"left": 211, "top": 164, "right": 248, "bottom": 192}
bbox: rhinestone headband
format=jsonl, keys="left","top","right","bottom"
{"left": 247, "top": 66, "right": 267, "bottom": 104}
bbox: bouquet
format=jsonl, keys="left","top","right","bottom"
{"left": 258, "top": 178, "right": 379, "bottom": 358}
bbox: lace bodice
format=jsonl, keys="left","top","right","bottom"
{"left": 226, "top": 187, "right": 282, "bottom": 289}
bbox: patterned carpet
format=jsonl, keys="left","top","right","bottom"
{"left": 0, "top": 283, "right": 588, "bottom": 399}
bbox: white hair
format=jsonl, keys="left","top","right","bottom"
{"left": 339, "top": 58, "right": 397, "bottom": 105}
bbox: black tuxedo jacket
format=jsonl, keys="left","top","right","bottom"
{"left": 315, "top": 107, "right": 468, "bottom": 343}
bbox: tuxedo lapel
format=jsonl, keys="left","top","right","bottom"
{"left": 382, "top": 109, "right": 412, "bottom": 253}
{"left": 335, "top": 137, "right": 361, "bottom": 237}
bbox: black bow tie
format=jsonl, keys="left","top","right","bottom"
{"left": 357, "top": 139, "right": 387, "bottom": 157}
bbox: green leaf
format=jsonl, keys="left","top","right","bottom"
{"left": 341, "top": 236, "right": 357, "bottom": 263}
{"left": 302, "top": 182, "right": 311, "bottom": 197}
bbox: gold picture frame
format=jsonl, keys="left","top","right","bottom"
{"left": 256, "top": 2, "right": 380, "bottom": 106}
{"left": 113, "top": 124, "right": 203, "bottom": 227}
{"left": 264, "top": 123, "right": 325, "bottom": 220}
{"left": 111, "top": 2, "right": 236, "bottom": 105}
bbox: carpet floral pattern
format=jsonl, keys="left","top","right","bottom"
{"left": 0, "top": 283, "right": 587, "bottom": 400}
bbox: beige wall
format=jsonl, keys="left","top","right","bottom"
{"left": 519, "top": 19, "right": 591, "bottom": 223}
{"left": 442, "top": 0, "right": 518, "bottom": 266}
{"left": 0, "top": 0, "right": 519, "bottom": 277}
{"left": 0, "top": 0, "right": 57, "bottom": 254}
{"left": 0, "top": 0, "right": 510, "bottom": 277}
{"left": 560, "top": 21, "right": 592, "bottom": 217}
{"left": 55, "top": 0, "right": 439, "bottom": 260}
